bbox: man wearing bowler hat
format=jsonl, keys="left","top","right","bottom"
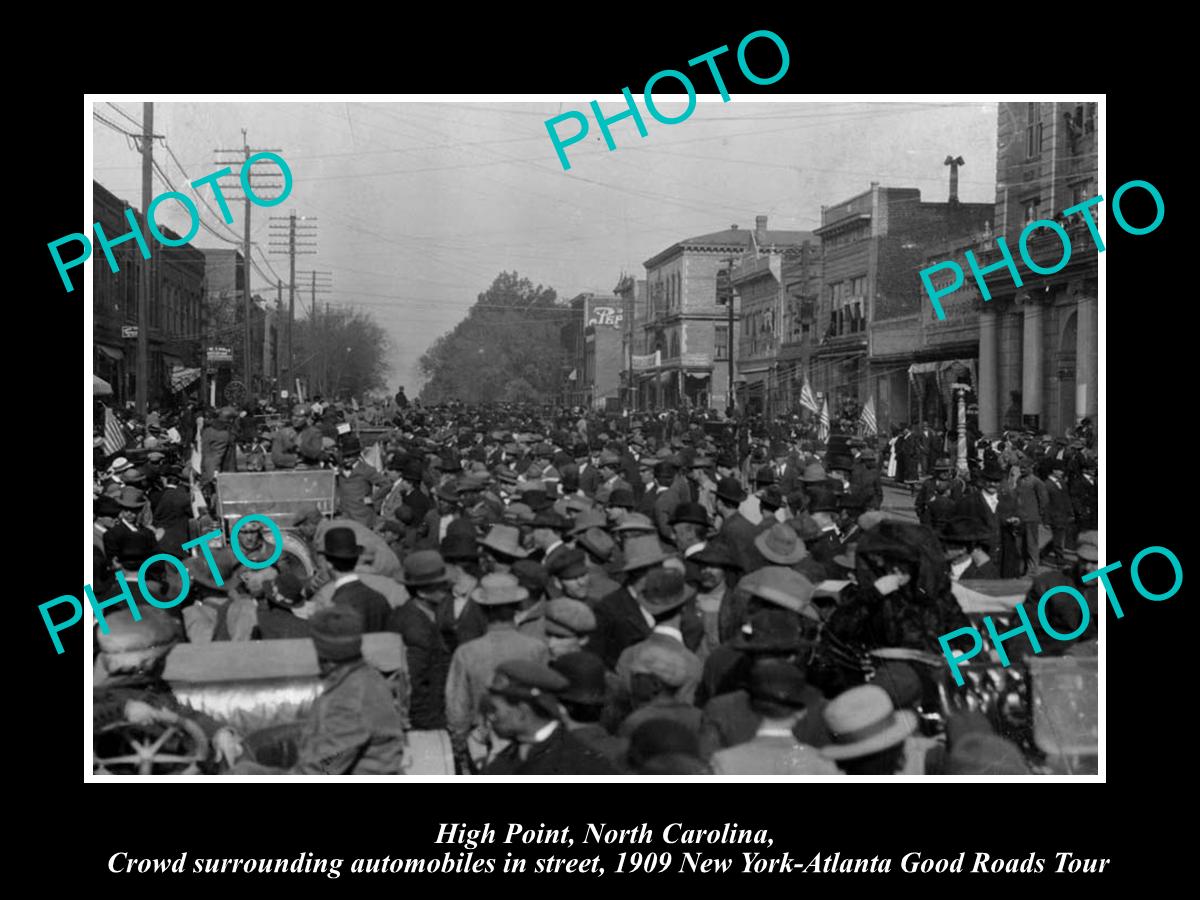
{"left": 444, "top": 573, "right": 549, "bottom": 772}
{"left": 323, "top": 527, "right": 391, "bottom": 632}
{"left": 388, "top": 550, "right": 455, "bottom": 730}
{"left": 939, "top": 517, "right": 1001, "bottom": 581}
{"left": 954, "top": 459, "right": 1020, "bottom": 578}
{"left": 335, "top": 434, "right": 391, "bottom": 528}
{"left": 713, "top": 476, "right": 764, "bottom": 573}
{"left": 480, "top": 660, "right": 616, "bottom": 775}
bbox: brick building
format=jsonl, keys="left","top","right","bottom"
{"left": 200, "top": 248, "right": 278, "bottom": 402}
{"left": 641, "top": 219, "right": 809, "bottom": 411}
{"left": 93, "top": 181, "right": 205, "bottom": 407}
{"left": 730, "top": 220, "right": 818, "bottom": 416}
{"left": 614, "top": 273, "right": 647, "bottom": 410}
{"left": 811, "top": 182, "right": 992, "bottom": 434}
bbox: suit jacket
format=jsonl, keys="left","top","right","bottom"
{"left": 592, "top": 586, "right": 651, "bottom": 670}
{"left": 700, "top": 688, "right": 831, "bottom": 752}
{"left": 711, "top": 732, "right": 841, "bottom": 775}
{"left": 1012, "top": 474, "right": 1049, "bottom": 523}
{"left": 717, "top": 511, "right": 765, "bottom": 573}
{"left": 1069, "top": 475, "right": 1098, "bottom": 529}
{"left": 481, "top": 723, "right": 617, "bottom": 775}
{"left": 578, "top": 464, "right": 603, "bottom": 498}
{"left": 102, "top": 519, "right": 157, "bottom": 565}
{"left": 336, "top": 461, "right": 391, "bottom": 527}
{"left": 293, "top": 659, "right": 406, "bottom": 775}
{"left": 331, "top": 578, "right": 392, "bottom": 633}
{"left": 954, "top": 488, "right": 1019, "bottom": 562}
{"left": 1044, "top": 477, "right": 1074, "bottom": 528}
{"left": 388, "top": 600, "right": 452, "bottom": 730}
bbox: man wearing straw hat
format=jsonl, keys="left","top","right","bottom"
{"left": 444, "top": 573, "right": 549, "bottom": 773}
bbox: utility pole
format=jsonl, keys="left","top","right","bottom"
{"left": 214, "top": 134, "right": 283, "bottom": 401}
{"left": 269, "top": 212, "right": 317, "bottom": 399}
{"left": 136, "top": 102, "right": 154, "bottom": 416}
{"left": 295, "top": 269, "right": 332, "bottom": 397}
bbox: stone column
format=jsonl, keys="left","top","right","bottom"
{"left": 1075, "top": 293, "right": 1098, "bottom": 423}
{"left": 1018, "top": 292, "right": 1045, "bottom": 427}
{"left": 977, "top": 306, "right": 999, "bottom": 436}
{"left": 996, "top": 303, "right": 1023, "bottom": 431}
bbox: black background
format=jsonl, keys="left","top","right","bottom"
{"left": 15, "top": 13, "right": 1182, "bottom": 892}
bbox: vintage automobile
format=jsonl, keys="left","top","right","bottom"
{"left": 93, "top": 633, "right": 454, "bottom": 776}
{"left": 810, "top": 576, "right": 1098, "bottom": 775}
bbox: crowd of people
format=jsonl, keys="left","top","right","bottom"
{"left": 91, "top": 390, "right": 1100, "bottom": 776}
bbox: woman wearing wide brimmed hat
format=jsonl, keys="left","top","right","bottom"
{"left": 824, "top": 519, "right": 971, "bottom": 661}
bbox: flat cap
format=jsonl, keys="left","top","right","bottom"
{"left": 544, "top": 597, "right": 597, "bottom": 636}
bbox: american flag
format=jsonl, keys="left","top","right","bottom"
{"left": 818, "top": 398, "right": 830, "bottom": 442}
{"left": 799, "top": 376, "right": 820, "bottom": 415}
{"left": 102, "top": 406, "right": 126, "bottom": 456}
{"left": 860, "top": 395, "right": 878, "bottom": 436}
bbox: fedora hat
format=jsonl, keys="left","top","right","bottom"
{"left": 819, "top": 684, "right": 918, "bottom": 761}
{"left": 689, "top": 540, "right": 741, "bottom": 570}
{"left": 470, "top": 572, "right": 529, "bottom": 606}
{"left": 478, "top": 523, "right": 530, "bottom": 559}
{"left": 639, "top": 568, "right": 695, "bottom": 615}
{"left": 754, "top": 522, "right": 808, "bottom": 565}
{"left": 569, "top": 509, "right": 608, "bottom": 534}
{"left": 613, "top": 513, "right": 656, "bottom": 534}
{"left": 737, "top": 566, "right": 820, "bottom": 621}
{"left": 670, "top": 502, "right": 710, "bottom": 527}
{"left": 715, "top": 476, "right": 746, "bottom": 504}
{"left": 323, "top": 527, "right": 363, "bottom": 561}
{"left": 618, "top": 535, "right": 672, "bottom": 572}
{"left": 747, "top": 659, "right": 809, "bottom": 707}
{"left": 799, "top": 462, "right": 827, "bottom": 483}
{"left": 435, "top": 481, "right": 461, "bottom": 503}
{"left": 115, "top": 486, "right": 146, "bottom": 509}
{"left": 403, "top": 550, "right": 450, "bottom": 586}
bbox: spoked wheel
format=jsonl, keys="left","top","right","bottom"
{"left": 94, "top": 717, "right": 209, "bottom": 775}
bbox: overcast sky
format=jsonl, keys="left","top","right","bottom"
{"left": 92, "top": 99, "right": 997, "bottom": 391}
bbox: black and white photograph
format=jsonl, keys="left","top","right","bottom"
{"left": 80, "top": 95, "right": 1104, "bottom": 780}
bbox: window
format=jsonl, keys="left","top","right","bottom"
{"left": 1022, "top": 197, "right": 1040, "bottom": 226}
{"left": 1026, "top": 102, "right": 1043, "bottom": 158}
{"left": 851, "top": 275, "right": 866, "bottom": 298}
{"left": 714, "top": 324, "right": 728, "bottom": 360}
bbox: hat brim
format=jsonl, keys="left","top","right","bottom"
{"left": 754, "top": 534, "right": 806, "bottom": 565}
{"left": 323, "top": 545, "right": 364, "bottom": 561}
{"left": 619, "top": 550, "right": 672, "bottom": 573}
{"left": 639, "top": 583, "right": 697, "bottom": 614}
{"left": 819, "top": 709, "right": 918, "bottom": 760}
{"left": 477, "top": 538, "right": 530, "bottom": 559}
{"left": 470, "top": 586, "right": 529, "bottom": 606}
{"left": 403, "top": 573, "right": 450, "bottom": 587}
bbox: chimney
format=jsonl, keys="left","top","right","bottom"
{"left": 755, "top": 215, "right": 768, "bottom": 244}
{"left": 944, "top": 156, "right": 964, "bottom": 204}
{"left": 730, "top": 224, "right": 738, "bottom": 230}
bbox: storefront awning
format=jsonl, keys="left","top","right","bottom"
{"left": 97, "top": 345, "right": 123, "bottom": 361}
